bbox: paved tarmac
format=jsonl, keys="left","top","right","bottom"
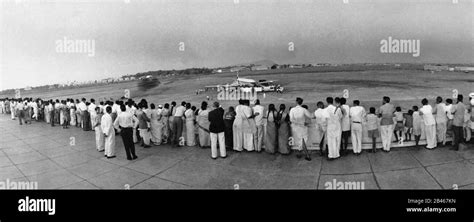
{"left": 1, "top": 115, "right": 473, "bottom": 189}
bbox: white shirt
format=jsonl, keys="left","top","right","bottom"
{"left": 289, "top": 105, "right": 312, "bottom": 126}
{"left": 77, "top": 102, "right": 87, "bottom": 112}
{"left": 434, "top": 103, "right": 447, "bottom": 123}
{"left": 349, "top": 106, "right": 366, "bottom": 123}
{"left": 420, "top": 105, "right": 436, "bottom": 126}
{"left": 88, "top": 103, "right": 97, "bottom": 113}
{"left": 445, "top": 104, "right": 454, "bottom": 119}
{"left": 314, "top": 108, "right": 329, "bottom": 125}
{"left": 174, "top": 105, "right": 186, "bottom": 117}
{"left": 341, "top": 104, "right": 350, "bottom": 131}
{"left": 101, "top": 113, "right": 113, "bottom": 136}
{"left": 113, "top": 111, "right": 137, "bottom": 129}
{"left": 252, "top": 105, "right": 265, "bottom": 126}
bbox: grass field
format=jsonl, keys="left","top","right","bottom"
{"left": 2, "top": 69, "right": 473, "bottom": 112}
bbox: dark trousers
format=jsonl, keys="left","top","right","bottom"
{"left": 341, "top": 130, "right": 350, "bottom": 150}
{"left": 50, "top": 110, "right": 55, "bottom": 126}
{"left": 171, "top": 117, "right": 183, "bottom": 145}
{"left": 120, "top": 127, "right": 136, "bottom": 159}
{"left": 452, "top": 126, "right": 464, "bottom": 149}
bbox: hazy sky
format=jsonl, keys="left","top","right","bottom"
{"left": 0, "top": 0, "right": 472, "bottom": 90}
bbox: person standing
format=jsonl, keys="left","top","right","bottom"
{"left": 184, "top": 103, "right": 196, "bottom": 146}
{"left": 233, "top": 100, "right": 244, "bottom": 152}
{"left": 450, "top": 94, "right": 465, "bottom": 151}
{"left": 420, "top": 98, "right": 437, "bottom": 149}
{"left": 223, "top": 106, "right": 236, "bottom": 150}
{"left": 77, "top": 98, "right": 87, "bottom": 128}
{"left": 252, "top": 99, "right": 265, "bottom": 152}
{"left": 377, "top": 96, "right": 395, "bottom": 152}
{"left": 326, "top": 97, "right": 343, "bottom": 160}
{"left": 83, "top": 102, "right": 92, "bottom": 131}
{"left": 168, "top": 101, "right": 177, "bottom": 144}
{"left": 150, "top": 103, "right": 163, "bottom": 146}
{"left": 89, "top": 99, "right": 97, "bottom": 130}
{"left": 242, "top": 100, "right": 257, "bottom": 152}
{"left": 114, "top": 105, "right": 138, "bottom": 160}
{"left": 349, "top": 100, "right": 366, "bottom": 155}
{"left": 412, "top": 106, "right": 423, "bottom": 147}
{"left": 16, "top": 99, "right": 25, "bottom": 125}
{"left": 208, "top": 102, "right": 226, "bottom": 159}
{"left": 264, "top": 104, "right": 278, "bottom": 154}
{"left": 289, "top": 97, "right": 313, "bottom": 160}
{"left": 276, "top": 104, "right": 290, "bottom": 155}
{"left": 171, "top": 101, "right": 186, "bottom": 147}
{"left": 433, "top": 96, "right": 448, "bottom": 146}
{"left": 94, "top": 107, "right": 105, "bottom": 152}
{"left": 197, "top": 101, "right": 211, "bottom": 148}
{"left": 101, "top": 106, "right": 116, "bottom": 158}
{"left": 137, "top": 103, "right": 152, "bottom": 148}
{"left": 366, "top": 107, "right": 379, "bottom": 153}
{"left": 340, "top": 98, "right": 351, "bottom": 155}
{"left": 314, "top": 101, "right": 328, "bottom": 156}
{"left": 161, "top": 103, "right": 170, "bottom": 144}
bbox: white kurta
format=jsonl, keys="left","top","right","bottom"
{"left": 101, "top": 113, "right": 115, "bottom": 157}
{"left": 185, "top": 109, "right": 196, "bottom": 146}
{"left": 233, "top": 105, "right": 243, "bottom": 151}
{"left": 150, "top": 109, "right": 163, "bottom": 145}
{"left": 326, "top": 105, "right": 342, "bottom": 158}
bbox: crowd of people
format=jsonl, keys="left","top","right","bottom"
{"left": 0, "top": 93, "right": 473, "bottom": 161}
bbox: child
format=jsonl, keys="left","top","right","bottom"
{"left": 366, "top": 107, "right": 379, "bottom": 153}
{"left": 405, "top": 110, "right": 414, "bottom": 141}
{"left": 394, "top": 106, "right": 404, "bottom": 142}
{"left": 412, "top": 106, "right": 423, "bottom": 147}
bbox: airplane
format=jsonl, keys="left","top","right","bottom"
{"left": 204, "top": 75, "right": 283, "bottom": 93}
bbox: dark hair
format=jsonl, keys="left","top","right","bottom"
{"left": 326, "top": 97, "right": 333, "bottom": 104}
{"left": 150, "top": 103, "right": 156, "bottom": 109}
{"left": 279, "top": 104, "right": 286, "bottom": 111}
{"left": 369, "top": 107, "right": 375, "bottom": 114}
{"left": 383, "top": 96, "right": 390, "bottom": 103}
{"left": 436, "top": 96, "right": 442, "bottom": 103}
{"left": 412, "top": 106, "right": 419, "bottom": 111}
{"left": 353, "top": 100, "right": 360, "bottom": 106}
{"left": 201, "top": 101, "right": 208, "bottom": 110}
{"left": 421, "top": 98, "right": 428, "bottom": 105}
{"left": 457, "top": 94, "right": 463, "bottom": 102}
{"left": 296, "top": 97, "right": 303, "bottom": 105}
{"left": 408, "top": 110, "right": 414, "bottom": 115}
{"left": 120, "top": 104, "right": 126, "bottom": 111}
{"left": 106, "top": 106, "right": 112, "bottom": 113}
{"left": 186, "top": 103, "right": 191, "bottom": 109}
{"left": 396, "top": 106, "right": 401, "bottom": 112}
{"left": 181, "top": 101, "right": 186, "bottom": 106}
{"left": 317, "top": 101, "right": 324, "bottom": 108}
{"left": 335, "top": 97, "right": 341, "bottom": 104}
{"left": 255, "top": 99, "right": 260, "bottom": 105}
{"left": 91, "top": 98, "right": 95, "bottom": 103}
{"left": 301, "top": 104, "right": 308, "bottom": 109}
{"left": 171, "top": 101, "right": 176, "bottom": 106}
{"left": 164, "top": 103, "right": 169, "bottom": 109}
{"left": 340, "top": 98, "right": 346, "bottom": 105}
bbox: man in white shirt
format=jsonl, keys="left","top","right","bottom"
{"left": 420, "top": 98, "right": 437, "bottom": 149}
{"left": 114, "top": 105, "right": 139, "bottom": 160}
{"left": 89, "top": 98, "right": 97, "bottom": 130}
{"left": 171, "top": 101, "right": 186, "bottom": 147}
{"left": 433, "top": 96, "right": 448, "bottom": 146}
{"left": 349, "top": 100, "right": 366, "bottom": 154}
{"left": 77, "top": 98, "right": 87, "bottom": 128}
{"left": 289, "top": 97, "right": 313, "bottom": 160}
{"left": 101, "top": 106, "right": 116, "bottom": 158}
{"left": 314, "top": 101, "right": 328, "bottom": 156}
{"left": 326, "top": 97, "right": 343, "bottom": 160}
{"left": 340, "top": 98, "right": 351, "bottom": 154}
{"left": 252, "top": 99, "right": 265, "bottom": 152}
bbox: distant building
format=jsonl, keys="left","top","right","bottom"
{"left": 424, "top": 65, "right": 449, "bottom": 71}
{"left": 454, "top": 66, "right": 474, "bottom": 73}
{"left": 230, "top": 66, "right": 248, "bottom": 72}
{"left": 251, "top": 65, "right": 269, "bottom": 71}
{"left": 289, "top": 64, "right": 304, "bottom": 69}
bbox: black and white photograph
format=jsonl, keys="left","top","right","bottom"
{"left": 0, "top": 0, "right": 473, "bottom": 220}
